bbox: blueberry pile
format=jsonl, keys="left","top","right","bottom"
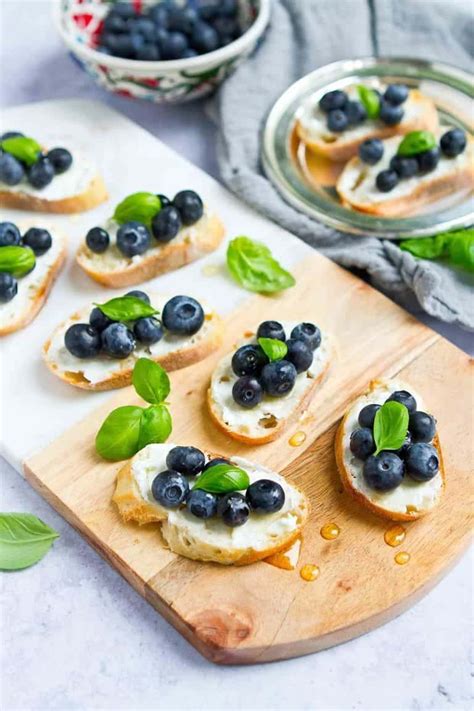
{"left": 96, "top": 0, "right": 244, "bottom": 61}
{"left": 0, "top": 132, "right": 72, "bottom": 190}
{"left": 151, "top": 446, "right": 286, "bottom": 527}
{"left": 230, "top": 321, "right": 321, "bottom": 409}
{"left": 64, "top": 292, "right": 205, "bottom": 359}
{"left": 0, "top": 222, "right": 53, "bottom": 304}
{"left": 359, "top": 128, "right": 468, "bottom": 193}
{"left": 349, "top": 389, "right": 439, "bottom": 492}
{"left": 86, "top": 190, "right": 203, "bottom": 258}
{"left": 318, "top": 83, "right": 408, "bottom": 133}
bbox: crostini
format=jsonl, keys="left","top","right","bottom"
{"left": 335, "top": 378, "right": 444, "bottom": 521}
{"left": 43, "top": 291, "right": 223, "bottom": 390}
{"left": 113, "top": 443, "right": 309, "bottom": 566}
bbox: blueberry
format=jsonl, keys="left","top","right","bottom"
{"left": 440, "top": 128, "right": 467, "bottom": 158}
{"left": 319, "top": 90, "right": 347, "bottom": 113}
{"left": 47, "top": 148, "right": 73, "bottom": 174}
{"left": 384, "top": 84, "right": 409, "bottom": 105}
{"left": 395, "top": 431, "right": 413, "bottom": 459}
{"left": 0, "top": 131, "right": 24, "bottom": 140}
{"left": 161, "top": 31, "right": 189, "bottom": 59}
{"left": 172, "top": 190, "right": 203, "bottom": 225}
{"left": 136, "top": 43, "right": 161, "bottom": 60}
{"left": 196, "top": 0, "right": 220, "bottom": 21}
{"left": 109, "top": 2, "right": 136, "bottom": 19}
{"left": 202, "top": 457, "right": 230, "bottom": 472}
{"left": 89, "top": 307, "right": 114, "bottom": 333}
{"left": 231, "top": 344, "right": 268, "bottom": 377}
{"left": 182, "top": 48, "right": 198, "bottom": 57}
{"left": 290, "top": 322, "right": 321, "bottom": 351}
{"left": 327, "top": 109, "right": 349, "bottom": 132}
{"left": 417, "top": 147, "right": 440, "bottom": 173}
{"left": 149, "top": 4, "right": 170, "bottom": 28}
{"left": 246, "top": 479, "right": 285, "bottom": 514}
{"left": 256, "top": 320, "right": 286, "bottom": 342}
{"left": 166, "top": 446, "right": 206, "bottom": 477}
{"left": 0, "top": 273, "right": 18, "bottom": 303}
{"left": 106, "top": 32, "right": 143, "bottom": 58}
{"left": 358, "top": 403, "right": 381, "bottom": 429}
{"left": 168, "top": 6, "right": 198, "bottom": 33}
{"left": 28, "top": 157, "right": 55, "bottom": 189}
{"left": 101, "top": 322, "right": 135, "bottom": 358}
{"left": 125, "top": 290, "right": 150, "bottom": 303}
{"left": 151, "top": 470, "right": 189, "bottom": 508}
{"left": 157, "top": 194, "right": 171, "bottom": 208}
{"left": 116, "top": 221, "right": 151, "bottom": 258}
{"left": 358, "top": 138, "right": 384, "bottom": 165}
{"left": 22, "top": 227, "right": 52, "bottom": 256}
{"left": 191, "top": 21, "right": 219, "bottom": 54}
{"left": 350, "top": 427, "right": 376, "bottom": 460}
{"left": 405, "top": 443, "right": 439, "bottom": 482}
{"left": 345, "top": 100, "right": 367, "bottom": 125}
{"left": 162, "top": 295, "right": 204, "bottom": 335}
{"left": 103, "top": 14, "right": 128, "bottom": 34}
{"left": 261, "top": 360, "right": 297, "bottom": 397}
{"left": 285, "top": 338, "right": 313, "bottom": 373}
{"left": 376, "top": 169, "right": 399, "bottom": 192}
{"left": 186, "top": 488, "right": 218, "bottom": 519}
{"left": 152, "top": 206, "right": 182, "bottom": 243}
{"left": 389, "top": 155, "right": 418, "bottom": 178}
{"left": 64, "top": 323, "right": 101, "bottom": 358}
{"left": 129, "top": 17, "right": 156, "bottom": 41}
{"left": 409, "top": 411, "right": 436, "bottom": 443}
{"left": 232, "top": 376, "right": 263, "bottom": 409}
{"left": 219, "top": 0, "right": 238, "bottom": 16}
{"left": 86, "top": 227, "right": 110, "bottom": 254}
{"left": 0, "top": 152, "right": 25, "bottom": 185}
{"left": 379, "top": 100, "right": 404, "bottom": 126}
{"left": 386, "top": 390, "right": 417, "bottom": 414}
{"left": 217, "top": 492, "right": 250, "bottom": 527}
{"left": 133, "top": 317, "right": 163, "bottom": 345}
{"left": 0, "top": 222, "right": 21, "bottom": 247}
{"left": 363, "top": 452, "right": 405, "bottom": 491}
{"left": 213, "top": 16, "right": 239, "bottom": 40}
{"left": 154, "top": 26, "right": 170, "bottom": 48}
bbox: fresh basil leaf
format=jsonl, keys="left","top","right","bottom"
{"left": 397, "top": 130, "right": 436, "bottom": 157}
{"left": 193, "top": 463, "right": 250, "bottom": 493}
{"left": 226, "top": 236, "right": 295, "bottom": 293}
{"left": 0, "top": 245, "right": 36, "bottom": 277}
{"left": 113, "top": 192, "right": 161, "bottom": 228}
{"left": 400, "top": 228, "right": 474, "bottom": 273}
{"left": 137, "top": 404, "right": 172, "bottom": 450}
{"left": 96, "top": 296, "right": 158, "bottom": 322}
{"left": 0, "top": 513, "right": 59, "bottom": 570}
{"left": 373, "top": 401, "right": 409, "bottom": 456}
{"left": 356, "top": 85, "right": 380, "bottom": 119}
{"left": 132, "top": 358, "right": 170, "bottom": 404}
{"left": 95, "top": 405, "right": 143, "bottom": 461}
{"left": 1, "top": 136, "right": 41, "bottom": 166}
{"left": 258, "top": 337, "right": 288, "bottom": 362}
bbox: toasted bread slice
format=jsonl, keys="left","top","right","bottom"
{"left": 335, "top": 378, "right": 445, "bottom": 521}
{"left": 0, "top": 226, "right": 66, "bottom": 336}
{"left": 43, "top": 293, "right": 223, "bottom": 391}
{"left": 76, "top": 210, "right": 225, "bottom": 288}
{"left": 296, "top": 88, "right": 439, "bottom": 162}
{"left": 337, "top": 132, "right": 474, "bottom": 217}
{"left": 208, "top": 321, "right": 334, "bottom": 445}
{"left": 113, "top": 443, "right": 309, "bottom": 566}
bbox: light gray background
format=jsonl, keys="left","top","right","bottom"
{"left": 0, "top": 2, "right": 472, "bottom": 710}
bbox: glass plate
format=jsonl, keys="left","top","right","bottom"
{"left": 262, "top": 57, "right": 474, "bottom": 238}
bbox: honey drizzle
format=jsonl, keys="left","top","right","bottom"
{"left": 300, "top": 564, "right": 320, "bottom": 581}
{"left": 320, "top": 522, "right": 340, "bottom": 540}
{"left": 394, "top": 551, "right": 410, "bottom": 565}
{"left": 384, "top": 524, "right": 406, "bottom": 548}
{"left": 289, "top": 431, "right": 307, "bottom": 447}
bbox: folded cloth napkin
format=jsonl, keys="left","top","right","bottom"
{"left": 213, "top": 0, "right": 474, "bottom": 330}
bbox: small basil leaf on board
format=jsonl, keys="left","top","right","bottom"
{"left": 95, "top": 406, "right": 143, "bottom": 461}
{"left": 373, "top": 401, "right": 409, "bottom": 456}
{"left": 138, "top": 405, "right": 173, "bottom": 450}
{"left": 0, "top": 513, "right": 59, "bottom": 571}
{"left": 356, "top": 85, "right": 380, "bottom": 119}
{"left": 400, "top": 228, "right": 474, "bottom": 273}
{"left": 397, "top": 130, "right": 436, "bottom": 157}
{"left": 258, "top": 337, "right": 288, "bottom": 362}
{"left": 96, "top": 296, "right": 158, "bottom": 321}
{"left": 0, "top": 246, "right": 36, "bottom": 277}
{"left": 227, "top": 236, "right": 295, "bottom": 293}
{"left": 193, "top": 463, "right": 250, "bottom": 494}
{"left": 113, "top": 192, "right": 161, "bottom": 228}
{"left": 132, "top": 358, "right": 170, "bottom": 404}
{"left": 1, "top": 136, "right": 41, "bottom": 166}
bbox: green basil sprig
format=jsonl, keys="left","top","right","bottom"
{"left": 356, "top": 85, "right": 380, "bottom": 119}
{"left": 258, "top": 337, "right": 288, "bottom": 362}
{"left": 373, "top": 401, "right": 409, "bottom": 456}
{"left": 399, "top": 227, "right": 474, "bottom": 273}
{"left": 397, "top": 130, "right": 436, "bottom": 157}
{"left": 0, "top": 245, "right": 36, "bottom": 277}
{"left": 227, "top": 236, "right": 295, "bottom": 293}
{"left": 193, "top": 463, "right": 250, "bottom": 494}
{"left": 113, "top": 192, "right": 161, "bottom": 228}
{"left": 96, "top": 295, "right": 159, "bottom": 321}
{"left": 0, "top": 513, "right": 59, "bottom": 570}
{"left": 1, "top": 136, "right": 41, "bottom": 166}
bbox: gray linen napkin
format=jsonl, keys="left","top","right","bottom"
{"left": 213, "top": 0, "right": 474, "bottom": 329}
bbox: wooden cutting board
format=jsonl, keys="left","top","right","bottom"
{"left": 23, "top": 252, "right": 473, "bottom": 664}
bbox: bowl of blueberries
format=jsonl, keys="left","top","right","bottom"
{"left": 55, "top": 0, "right": 270, "bottom": 103}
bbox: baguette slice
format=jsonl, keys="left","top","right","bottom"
{"left": 296, "top": 88, "right": 439, "bottom": 162}
{"left": 0, "top": 226, "right": 66, "bottom": 336}
{"left": 43, "top": 293, "right": 223, "bottom": 391}
{"left": 335, "top": 378, "right": 445, "bottom": 521}
{"left": 337, "top": 132, "right": 474, "bottom": 217}
{"left": 208, "top": 321, "right": 334, "bottom": 445}
{"left": 113, "top": 443, "right": 309, "bottom": 566}
{"left": 76, "top": 210, "right": 225, "bottom": 288}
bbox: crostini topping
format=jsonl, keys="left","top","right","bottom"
{"left": 0, "top": 133, "right": 73, "bottom": 190}
{"left": 358, "top": 138, "right": 384, "bottom": 165}
{"left": 440, "top": 128, "right": 467, "bottom": 158}
{"left": 258, "top": 337, "right": 288, "bottom": 362}
{"left": 226, "top": 237, "right": 296, "bottom": 294}
{"left": 0, "top": 221, "right": 55, "bottom": 304}
{"left": 397, "top": 130, "right": 437, "bottom": 157}
{"left": 318, "top": 83, "right": 409, "bottom": 134}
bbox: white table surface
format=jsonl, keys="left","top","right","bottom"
{"left": 0, "top": 3, "right": 472, "bottom": 710}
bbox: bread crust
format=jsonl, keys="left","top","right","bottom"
{"left": 113, "top": 460, "right": 168, "bottom": 524}
{"left": 0, "top": 175, "right": 108, "bottom": 214}
{"left": 76, "top": 213, "right": 225, "bottom": 288}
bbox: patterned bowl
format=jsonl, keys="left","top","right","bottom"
{"left": 54, "top": 0, "right": 270, "bottom": 103}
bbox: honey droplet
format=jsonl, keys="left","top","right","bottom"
{"left": 202, "top": 263, "right": 219, "bottom": 277}
{"left": 384, "top": 524, "right": 406, "bottom": 547}
{"left": 289, "top": 431, "right": 306, "bottom": 447}
{"left": 394, "top": 551, "right": 410, "bottom": 565}
{"left": 320, "top": 522, "right": 340, "bottom": 540}
{"left": 300, "top": 564, "right": 320, "bottom": 581}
